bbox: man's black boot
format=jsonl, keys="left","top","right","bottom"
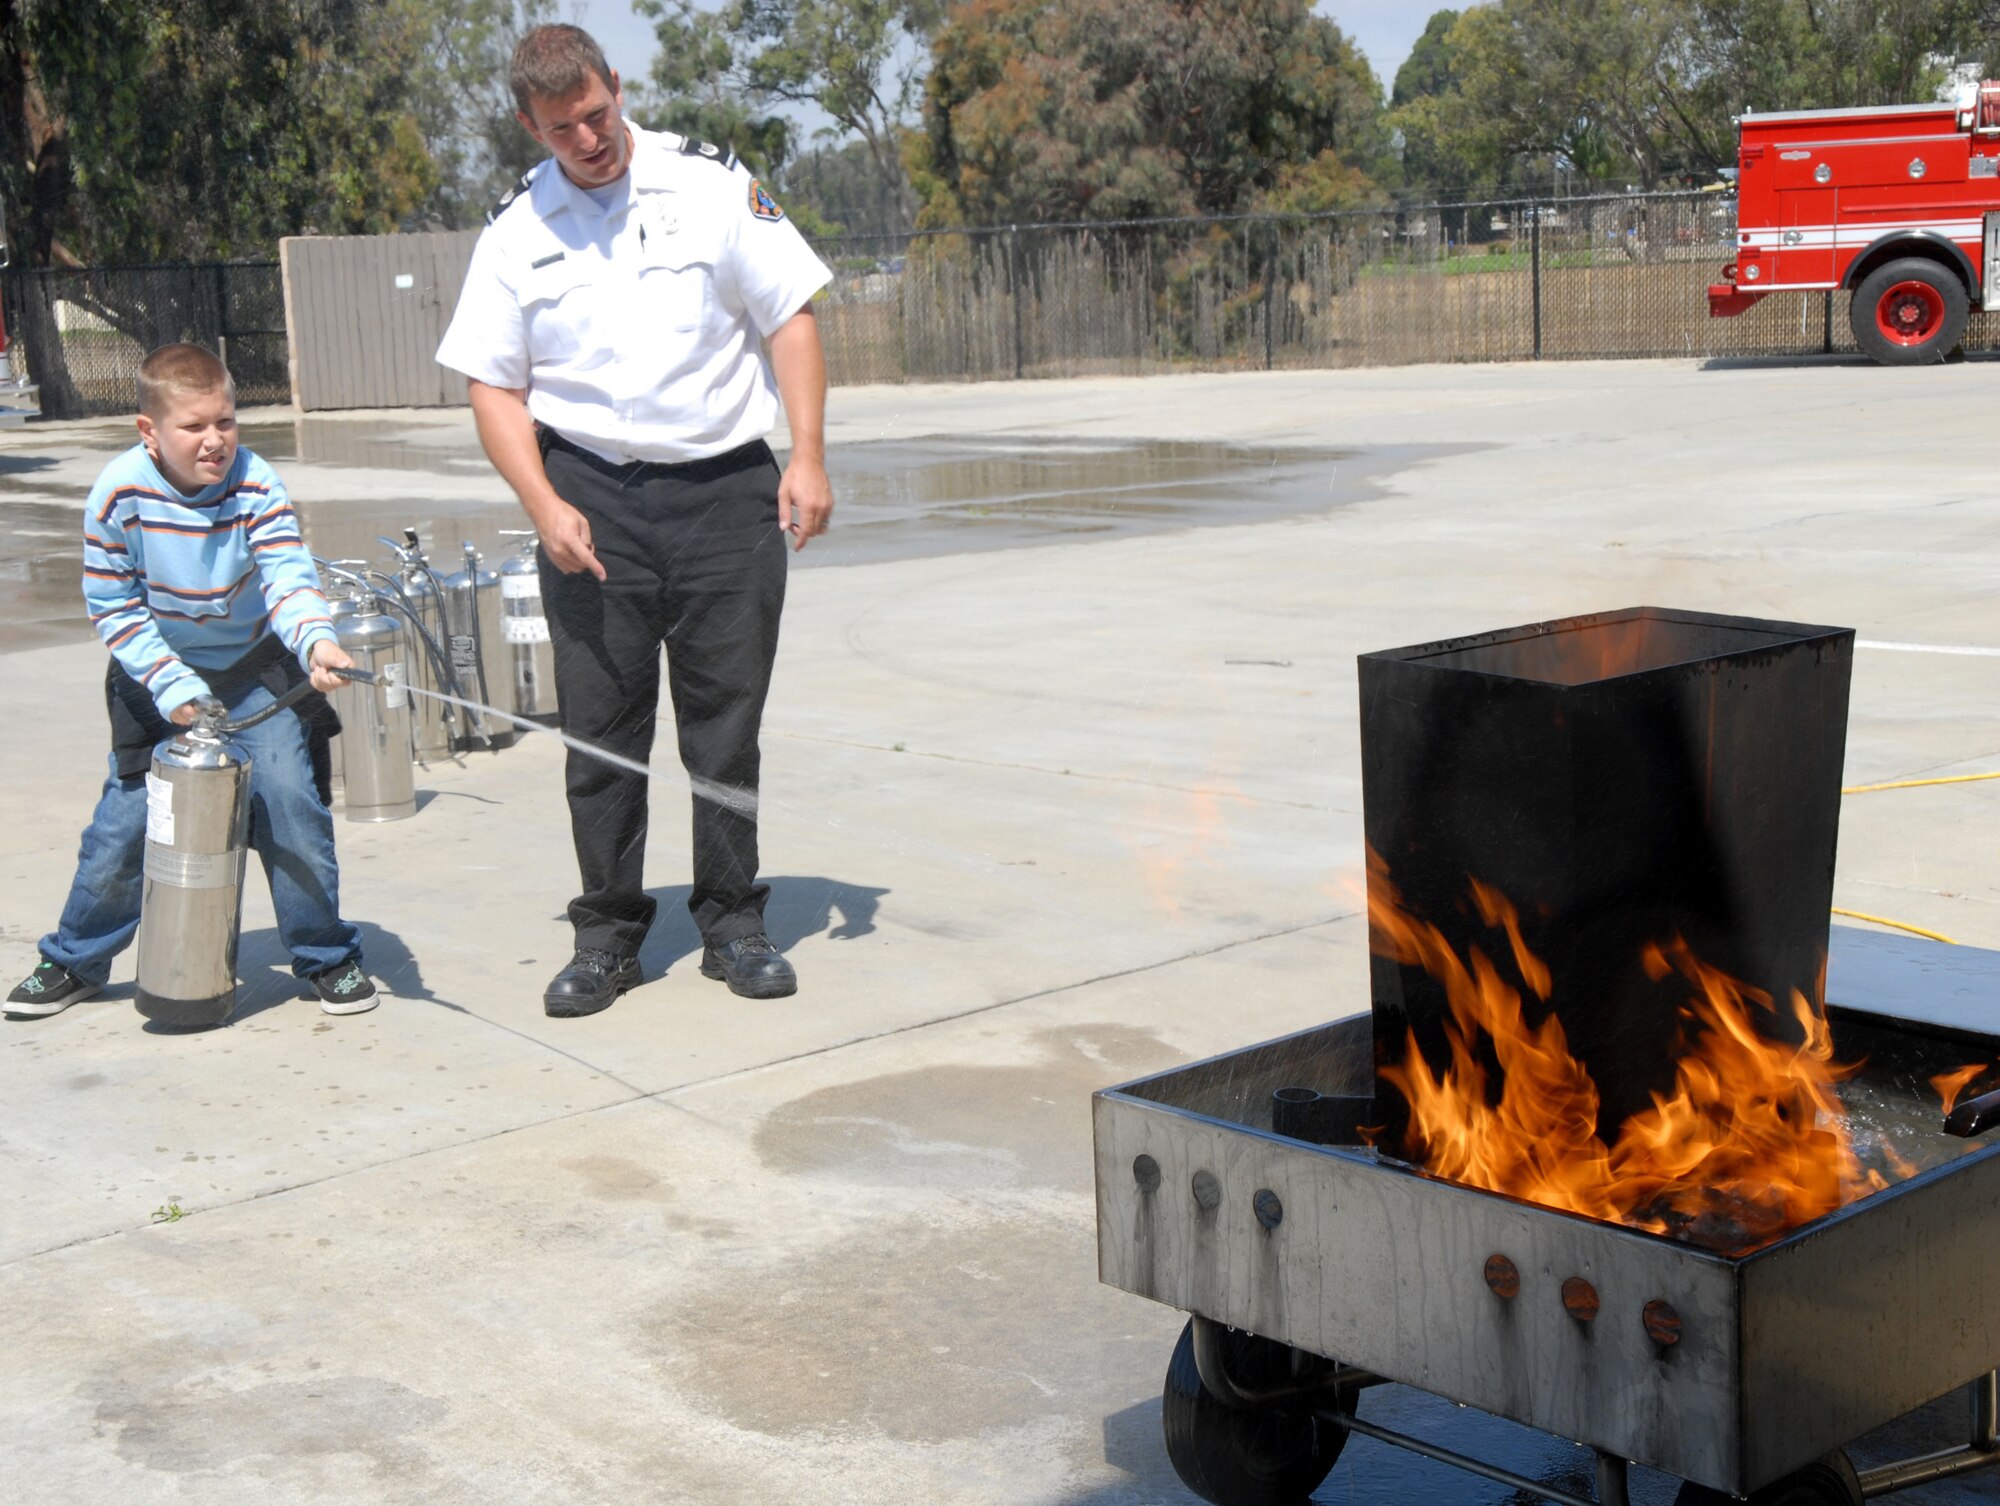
{"left": 544, "top": 948, "right": 641, "bottom": 1018}
{"left": 699, "top": 934, "right": 796, "bottom": 999}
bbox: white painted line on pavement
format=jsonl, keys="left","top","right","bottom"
{"left": 1857, "top": 639, "right": 2000, "bottom": 658}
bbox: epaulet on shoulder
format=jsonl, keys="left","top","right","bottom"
{"left": 677, "top": 137, "right": 740, "bottom": 172}
{"left": 485, "top": 166, "right": 539, "bottom": 226}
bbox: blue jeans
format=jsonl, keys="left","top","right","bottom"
{"left": 40, "top": 682, "right": 361, "bottom": 984}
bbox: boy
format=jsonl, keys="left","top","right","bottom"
{"left": 5, "top": 343, "right": 376, "bottom": 1021}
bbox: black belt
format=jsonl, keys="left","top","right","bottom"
{"left": 536, "top": 426, "right": 772, "bottom": 485}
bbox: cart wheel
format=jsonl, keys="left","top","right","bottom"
{"left": 1160, "top": 1318, "right": 1348, "bottom": 1506}
{"left": 1850, "top": 257, "right": 1968, "bottom": 365}
{"left": 1672, "top": 1450, "right": 1864, "bottom": 1506}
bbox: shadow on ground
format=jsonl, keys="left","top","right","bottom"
{"left": 637, "top": 874, "right": 891, "bottom": 977}
{"left": 209, "top": 919, "right": 438, "bottom": 1026}
{"left": 1699, "top": 350, "right": 2000, "bottom": 372}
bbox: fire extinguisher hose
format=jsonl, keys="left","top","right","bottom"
{"left": 207, "top": 667, "right": 375, "bottom": 734}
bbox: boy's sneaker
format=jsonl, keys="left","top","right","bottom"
{"left": 6, "top": 961, "right": 101, "bottom": 1018}
{"left": 311, "top": 961, "right": 378, "bottom": 1015}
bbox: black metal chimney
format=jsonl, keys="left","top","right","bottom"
{"left": 1359, "top": 607, "right": 1853, "bottom": 1147}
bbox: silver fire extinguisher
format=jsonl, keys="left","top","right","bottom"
{"left": 381, "top": 530, "right": 455, "bottom": 765}
{"left": 497, "top": 529, "right": 557, "bottom": 724}
{"left": 134, "top": 711, "right": 253, "bottom": 1027}
{"left": 323, "top": 580, "right": 362, "bottom": 799}
{"left": 331, "top": 592, "right": 417, "bottom": 823}
{"left": 444, "top": 543, "right": 517, "bottom": 751}
{"left": 133, "top": 675, "right": 363, "bottom": 1028}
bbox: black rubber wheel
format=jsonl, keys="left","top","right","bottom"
{"left": 1851, "top": 257, "right": 1969, "bottom": 365}
{"left": 1160, "top": 1318, "right": 1348, "bottom": 1506}
{"left": 1672, "top": 1450, "right": 1864, "bottom": 1506}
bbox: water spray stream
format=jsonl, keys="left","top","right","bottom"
{"left": 402, "top": 685, "right": 759, "bottom": 817}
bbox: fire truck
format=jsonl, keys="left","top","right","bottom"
{"left": 1708, "top": 80, "right": 2000, "bottom": 363}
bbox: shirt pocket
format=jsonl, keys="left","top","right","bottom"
{"left": 517, "top": 257, "right": 597, "bottom": 361}
{"left": 636, "top": 230, "right": 720, "bottom": 334}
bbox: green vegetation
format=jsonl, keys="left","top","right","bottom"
{"left": 1387, "top": 0, "right": 1998, "bottom": 198}
{"left": 6, "top": 0, "right": 1999, "bottom": 267}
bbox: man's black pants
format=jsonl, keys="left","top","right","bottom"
{"left": 538, "top": 436, "right": 788, "bottom": 957}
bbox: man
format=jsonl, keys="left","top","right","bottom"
{"left": 435, "top": 23, "right": 833, "bottom": 1017}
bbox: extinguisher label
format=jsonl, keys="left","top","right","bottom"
{"left": 381, "top": 660, "right": 409, "bottom": 710}
{"left": 144, "top": 846, "right": 238, "bottom": 889}
{"left": 500, "top": 575, "right": 541, "bottom": 599}
{"left": 502, "top": 616, "right": 551, "bottom": 644}
{"left": 145, "top": 773, "right": 174, "bottom": 846}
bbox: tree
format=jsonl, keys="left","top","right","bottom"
{"left": 1392, "top": 9, "right": 1460, "bottom": 107}
{"left": 1428, "top": 0, "right": 1709, "bottom": 192}
{"left": 913, "top": 0, "right": 1387, "bottom": 226}
{"left": 641, "top": 0, "right": 797, "bottom": 181}
{"left": 782, "top": 137, "right": 916, "bottom": 236}
{"left": 404, "top": 0, "right": 559, "bottom": 229}
{"left": 0, "top": 0, "right": 437, "bottom": 268}
{"left": 1680, "top": 0, "right": 1981, "bottom": 119}
{"left": 639, "top": 0, "right": 936, "bottom": 231}
{"left": 1419, "top": 0, "right": 1985, "bottom": 197}
{"left": 1385, "top": 9, "right": 1485, "bottom": 199}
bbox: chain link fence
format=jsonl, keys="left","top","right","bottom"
{"left": 5, "top": 189, "right": 1994, "bottom": 419}
{"left": 1, "top": 264, "right": 289, "bottom": 419}
{"left": 806, "top": 189, "right": 2000, "bottom": 384}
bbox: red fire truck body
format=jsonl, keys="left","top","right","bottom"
{"left": 1708, "top": 82, "right": 2000, "bottom": 362}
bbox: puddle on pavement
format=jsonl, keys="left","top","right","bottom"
{"left": 0, "top": 427, "right": 1461, "bottom": 653}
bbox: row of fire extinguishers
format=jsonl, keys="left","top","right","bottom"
{"left": 129, "top": 531, "right": 557, "bottom": 1028}
{"left": 315, "top": 529, "right": 557, "bottom": 824}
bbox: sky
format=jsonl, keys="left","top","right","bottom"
{"left": 571, "top": 0, "right": 1437, "bottom": 117}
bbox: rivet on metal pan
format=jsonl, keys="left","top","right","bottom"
{"left": 1253, "top": 1189, "right": 1284, "bottom": 1230}
{"left": 1643, "top": 1299, "right": 1682, "bottom": 1347}
{"left": 1562, "top": 1277, "right": 1601, "bottom": 1322}
{"left": 1484, "top": 1254, "right": 1521, "bottom": 1299}
{"left": 1132, "top": 1154, "right": 1162, "bottom": 1193}
{"left": 1191, "top": 1169, "right": 1222, "bottom": 1213}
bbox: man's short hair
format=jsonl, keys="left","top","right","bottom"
{"left": 510, "top": 24, "right": 615, "bottom": 118}
{"left": 136, "top": 343, "right": 234, "bottom": 419}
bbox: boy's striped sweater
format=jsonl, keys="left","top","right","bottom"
{"left": 83, "top": 444, "right": 335, "bottom": 717}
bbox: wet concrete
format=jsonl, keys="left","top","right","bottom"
{"left": 0, "top": 418, "right": 1454, "bottom": 652}
{"left": 3, "top": 366, "right": 1998, "bottom": 1505}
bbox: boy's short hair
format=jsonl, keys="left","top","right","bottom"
{"left": 510, "top": 24, "right": 614, "bottom": 117}
{"left": 137, "top": 344, "right": 234, "bottom": 419}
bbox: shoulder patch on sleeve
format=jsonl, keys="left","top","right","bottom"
{"left": 485, "top": 167, "right": 538, "bottom": 226}
{"left": 677, "top": 137, "right": 740, "bottom": 171}
{"left": 749, "top": 179, "right": 785, "bottom": 222}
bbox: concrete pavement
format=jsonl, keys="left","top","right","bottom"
{"left": 2, "top": 358, "right": 1997, "bottom": 1503}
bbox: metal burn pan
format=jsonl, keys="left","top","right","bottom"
{"left": 1097, "top": 608, "right": 1998, "bottom": 1504}
{"left": 1093, "top": 944, "right": 2000, "bottom": 1501}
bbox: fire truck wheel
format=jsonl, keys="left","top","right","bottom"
{"left": 1851, "top": 257, "right": 1969, "bottom": 365}
{"left": 1671, "top": 1449, "right": 1864, "bottom": 1506}
{"left": 1160, "top": 1318, "right": 1348, "bottom": 1506}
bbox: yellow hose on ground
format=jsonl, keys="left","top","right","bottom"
{"left": 1842, "top": 770, "right": 2000, "bottom": 794}
{"left": 1831, "top": 908, "right": 1961, "bottom": 945}
{"left": 1832, "top": 760, "right": 1991, "bottom": 942}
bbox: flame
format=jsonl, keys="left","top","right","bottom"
{"left": 1933, "top": 1063, "right": 1994, "bottom": 1115}
{"left": 1367, "top": 851, "right": 1902, "bottom": 1253}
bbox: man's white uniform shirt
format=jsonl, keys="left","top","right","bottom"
{"left": 436, "top": 123, "right": 833, "bottom": 465}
